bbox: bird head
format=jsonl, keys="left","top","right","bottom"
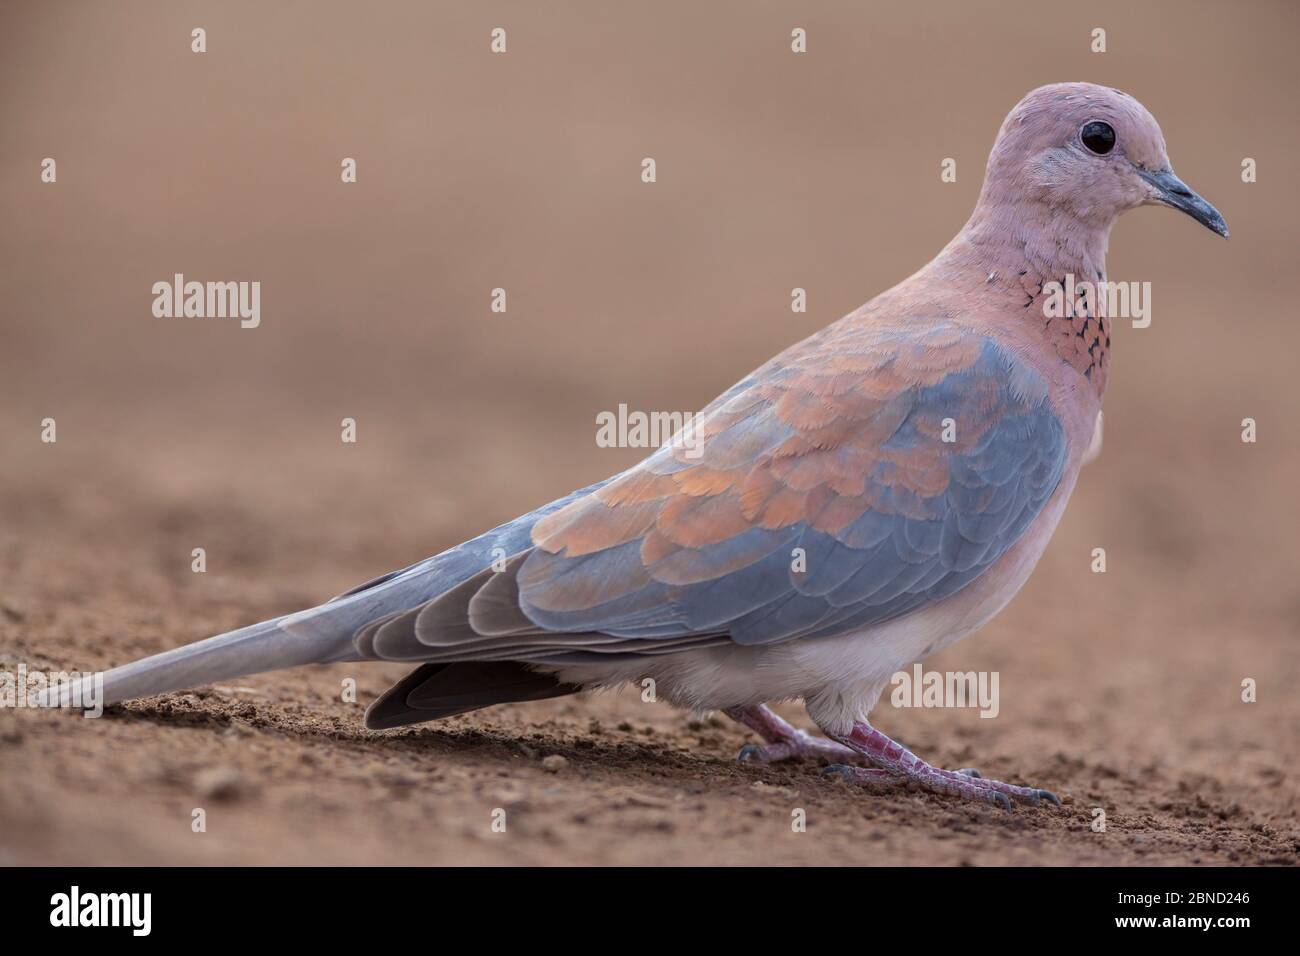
{"left": 983, "top": 82, "right": 1228, "bottom": 239}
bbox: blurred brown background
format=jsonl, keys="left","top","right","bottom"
{"left": 1, "top": 1, "right": 1296, "bottom": 865}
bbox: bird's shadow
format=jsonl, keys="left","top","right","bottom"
{"left": 103, "top": 697, "right": 754, "bottom": 783}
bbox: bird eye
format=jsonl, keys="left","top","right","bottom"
{"left": 1080, "top": 121, "right": 1116, "bottom": 155}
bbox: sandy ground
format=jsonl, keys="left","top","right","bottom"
{"left": 2, "top": 1, "right": 1298, "bottom": 865}
{"left": 2, "top": 449, "right": 1297, "bottom": 866}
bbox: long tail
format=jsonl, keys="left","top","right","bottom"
{"left": 39, "top": 564, "right": 440, "bottom": 709}
{"left": 38, "top": 605, "right": 360, "bottom": 710}
{"left": 103, "top": 613, "right": 358, "bottom": 707}
{"left": 39, "top": 479, "right": 616, "bottom": 712}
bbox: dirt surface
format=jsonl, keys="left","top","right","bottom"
{"left": 2, "top": 1, "right": 1298, "bottom": 865}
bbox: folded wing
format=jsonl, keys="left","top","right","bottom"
{"left": 357, "top": 323, "right": 1068, "bottom": 669}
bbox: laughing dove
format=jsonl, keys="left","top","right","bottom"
{"left": 62, "top": 83, "right": 1227, "bottom": 808}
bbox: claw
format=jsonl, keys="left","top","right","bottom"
{"left": 735, "top": 711, "right": 1062, "bottom": 812}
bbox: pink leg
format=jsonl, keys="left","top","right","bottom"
{"left": 822, "top": 721, "right": 1061, "bottom": 810}
{"left": 725, "top": 705, "right": 872, "bottom": 766}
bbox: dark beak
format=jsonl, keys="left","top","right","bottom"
{"left": 1137, "top": 167, "right": 1229, "bottom": 238}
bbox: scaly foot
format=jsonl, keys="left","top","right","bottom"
{"left": 724, "top": 704, "right": 868, "bottom": 766}
{"left": 822, "top": 721, "right": 1061, "bottom": 810}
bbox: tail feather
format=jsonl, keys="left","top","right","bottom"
{"left": 103, "top": 615, "right": 355, "bottom": 706}
{"left": 41, "top": 611, "right": 357, "bottom": 709}
{"left": 48, "top": 541, "right": 507, "bottom": 709}
{"left": 38, "top": 478, "right": 618, "bottom": 713}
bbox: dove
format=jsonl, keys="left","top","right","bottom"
{"left": 49, "top": 83, "right": 1226, "bottom": 809}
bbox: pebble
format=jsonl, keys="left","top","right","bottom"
{"left": 195, "top": 766, "right": 247, "bottom": 801}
